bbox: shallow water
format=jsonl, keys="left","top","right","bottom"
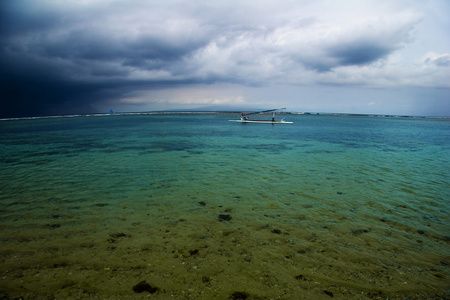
{"left": 0, "top": 113, "right": 449, "bottom": 299}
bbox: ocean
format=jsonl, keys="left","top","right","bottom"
{"left": 0, "top": 113, "right": 449, "bottom": 299}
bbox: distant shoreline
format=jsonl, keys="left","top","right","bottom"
{"left": 1, "top": 111, "right": 449, "bottom": 121}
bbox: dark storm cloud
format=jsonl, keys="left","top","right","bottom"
{"left": 0, "top": 48, "right": 126, "bottom": 117}
{"left": 0, "top": 1, "right": 215, "bottom": 117}
{"left": 0, "top": 1, "right": 59, "bottom": 37}
{"left": 331, "top": 43, "right": 393, "bottom": 67}
{"left": 297, "top": 20, "right": 415, "bottom": 72}
{"left": 1, "top": 0, "right": 446, "bottom": 117}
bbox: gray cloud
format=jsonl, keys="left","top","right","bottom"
{"left": 331, "top": 42, "right": 394, "bottom": 67}
{"left": 1, "top": 0, "right": 449, "bottom": 117}
{"left": 425, "top": 54, "right": 450, "bottom": 67}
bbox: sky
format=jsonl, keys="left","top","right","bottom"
{"left": 1, "top": 0, "right": 449, "bottom": 118}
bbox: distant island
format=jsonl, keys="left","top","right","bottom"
{"left": 2, "top": 111, "right": 448, "bottom": 121}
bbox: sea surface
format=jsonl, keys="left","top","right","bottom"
{"left": 0, "top": 113, "right": 449, "bottom": 299}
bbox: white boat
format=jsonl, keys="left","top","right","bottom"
{"left": 229, "top": 108, "right": 293, "bottom": 124}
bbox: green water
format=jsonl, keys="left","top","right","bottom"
{"left": 1, "top": 113, "right": 449, "bottom": 299}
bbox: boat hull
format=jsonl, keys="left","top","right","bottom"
{"left": 229, "top": 120, "right": 293, "bottom": 124}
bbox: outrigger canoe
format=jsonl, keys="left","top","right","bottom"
{"left": 229, "top": 108, "right": 293, "bottom": 124}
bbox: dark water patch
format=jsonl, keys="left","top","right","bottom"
{"left": 107, "top": 233, "right": 130, "bottom": 243}
{"left": 118, "top": 145, "right": 149, "bottom": 152}
{"left": 100, "top": 147, "right": 124, "bottom": 154}
{"left": 420, "top": 214, "right": 442, "bottom": 223}
{"left": 7, "top": 158, "right": 56, "bottom": 166}
{"left": 0, "top": 157, "right": 22, "bottom": 164}
{"left": 234, "top": 143, "right": 292, "bottom": 153}
{"left": 33, "top": 150, "right": 73, "bottom": 157}
{"left": 149, "top": 141, "right": 200, "bottom": 152}
{"left": 381, "top": 148, "right": 397, "bottom": 152}
{"left": 294, "top": 115, "right": 450, "bottom": 151}
{"left": 109, "top": 233, "right": 129, "bottom": 238}
{"left": 43, "top": 224, "right": 61, "bottom": 229}
{"left": 187, "top": 150, "right": 204, "bottom": 155}
{"left": 52, "top": 141, "right": 106, "bottom": 154}
{"left": 156, "top": 183, "right": 175, "bottom": 189}
{"left": 105, "top": 141, "right": 207, "bottom": 155}
{"left": 294, "top": 143, "right": 314, "bottom": 148}
{"left": 1, "top": 143, "right": 114, "bottom": 165}
{"left": 259, "top": 143, "right": 292, "bottom": 152}
{"left": 342, "top": 142, "right": 363, "bottom": 148}
{"left": 6, "top": 201, "right": 36, "bottom": 207}
{"left": 351, "top": 229, "right": 369, "bottom": 236}
{"left": 304, "top": 149, "right": 341, "bottom": 154}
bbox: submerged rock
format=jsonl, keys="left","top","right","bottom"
{"left": 109, "top": 233, "right": 128, "bottom": 238}
{"left": 132, "top": 281, "right": 159, "bottom": 294}
{"left": 324, "top": 290, "right": 334, "bottom": 297}
{"left": 295, "top": 274, "right": 308, "bottom": 281}
{"left": 218, "top": 214, "right": 232, "bottom": 221}
{"left": 231, "top": 291, "right": 249, "bottom": 299}
{"left": 351, "top": 229, "right": 369, "bottom": 236}
{"left": 44, "top": 224, "right": 61, "bottom": 229}
{"left": 189, "top": 249, "right": 199, "bottom": 256}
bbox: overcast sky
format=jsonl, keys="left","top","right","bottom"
{"left": 1, "top": 0, "right": 449, "bottom": 117}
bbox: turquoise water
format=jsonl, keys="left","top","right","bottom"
{"left": 1, "top": 113, "right": 449, "bottom": 299}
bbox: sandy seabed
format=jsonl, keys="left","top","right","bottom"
{"left": 1, "top": 198, "right": 449, "bottom": 300}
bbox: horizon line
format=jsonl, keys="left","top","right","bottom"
{"left": 2, "top": 111, "right": 449, "bottom": 121}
